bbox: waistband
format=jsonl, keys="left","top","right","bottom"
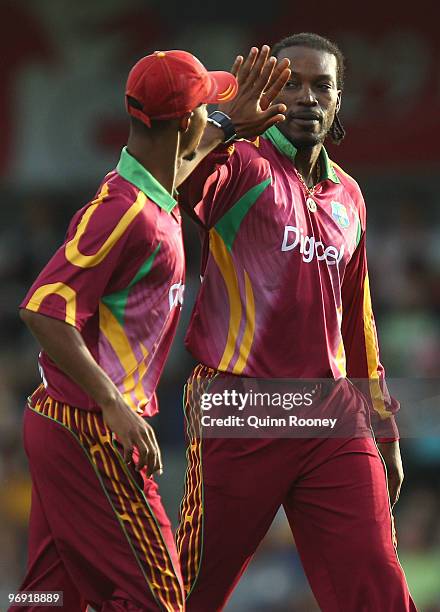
{"left": 190, "top": 365, "right": 332, "bottom": 398}
{"left": 27, "top": 384, "right": 109, "bottom": 444}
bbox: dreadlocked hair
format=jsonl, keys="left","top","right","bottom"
{"left": 271, "top": 32, "right": 346, "bottom": 145}
{"left": 329, "top": 113, "right": 345, "bottom": 144}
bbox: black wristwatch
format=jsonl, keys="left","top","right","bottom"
{"left": 207, "top": 111, "right": 237, "bottom": 144}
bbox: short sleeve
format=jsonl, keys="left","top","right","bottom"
{"left": 179, "top": 141, "right": 271, "bottom": 229}
{"left": 20, "top": 182, "right": 149, "bottom": 331}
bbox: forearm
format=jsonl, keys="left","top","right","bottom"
{"left": 176, "top": 123, "right": 224, "bottom": 188}
{"left": 20, "top": 309, "right": 120, "bottom": 408}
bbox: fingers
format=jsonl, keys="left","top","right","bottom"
{"left": 388, "top": 477, "right": 401, "bottom": 507}
{"left": 388, "top": 466, "right": 403, "bottom": 507}
{"left": 253, "top": 55, "right": 277, "bottom": 96}
{"left": 391, "top": 515, "right": 398, "bottom": 548}
{"left": 234, "top": 102, "right": 287, "bottom": 139}
{"left": 123, "top": 444, "right": 133, "bottom": 464}
{"left": 392, "top": 485, "right": 401, "bottom": 507}
{"left": 133, "top": 440, "right": 158, "bottom": 477}
{"left": 261, "top": 65, "right": 291, "bottom": 110}
{"left": 249, "top": 45, "right": 271, "bottom": 86}
{"left": 259, "top": 102, "right": 287, "bottom": 122}
{"left": 235, "top": 45, "right": 272, "bottom": 87}
{"left": 235, "top": 47, "right": 258, "bottom": 85}
{"left": 265, "top": 57, "right": 291, "bottom": 93}
{"left": 145, "top": 425, "right": 163, "bottom": 476}
{"left": 133, "top": 424, "right": 162, "bottom": 477}
{"left": 230, "top": 55, "right": 243, "bottom": 77}
{"left": 233, "top": 46, "right": 289, "bottom": 110}
{"left": 257, "top": 113, "right": 287, "bottom": 134}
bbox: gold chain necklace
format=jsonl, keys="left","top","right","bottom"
{"left": 294, "top": 162, "right": 321, "bottom": 213}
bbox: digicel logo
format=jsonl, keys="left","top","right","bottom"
{"left": 281, "top": 226, "right": 344, "bottom": 265}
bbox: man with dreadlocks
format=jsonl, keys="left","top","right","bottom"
{"left": 175, "top": 33, "right": 416, "bottom": 611}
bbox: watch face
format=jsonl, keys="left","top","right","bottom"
{"left": 208, "top": 111, "right": 236, "bottom": 143}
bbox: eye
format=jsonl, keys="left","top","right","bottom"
{"left": 285, "top": 80, "right": 299, "bottom": 89}
{"left": 317, "top": 83, "right": 332, "bottom": 90}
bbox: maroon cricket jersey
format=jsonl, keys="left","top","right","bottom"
{"left": 21, "top": 148, "right": 185, "bottom": 416}
{"left": 179, "top": 125, "right": 398, "bottom": 431}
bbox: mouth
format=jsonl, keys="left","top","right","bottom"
{"left": 289, "top": 112, "right": 322, "bottom": 126}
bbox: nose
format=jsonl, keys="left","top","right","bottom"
{"left": 298, "top": 85, "right": 317, "bottom": 106}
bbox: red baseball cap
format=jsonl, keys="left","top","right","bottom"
{"left": 125, "top": 50, "right": 238, "bottom": 127}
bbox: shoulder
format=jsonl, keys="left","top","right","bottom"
{"left": 330, "top": 160, "right": 366, "bottom": 225}
{"left": 67, "top": 171, "right": 152, "bottom": 243}
{"left": 104, "top": 170, "right": 146, "bottom": 210}
{"left": 233, "top": 136, "right": 270, "bottom": 162}
{"left": 225, "top": 137, "right": 272, "bottom": 182}
{"left": 330, "top": 161, "right": 362, "bottom": 197}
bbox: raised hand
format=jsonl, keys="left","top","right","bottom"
{"left": 220, "top": 45, "right": 291, "bottom": 139}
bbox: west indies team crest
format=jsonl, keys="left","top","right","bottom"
{"left": 331, "top": 201, "right": 350, "bottom": 228}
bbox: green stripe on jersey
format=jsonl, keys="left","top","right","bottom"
{"left": 215, "top": 179, "right": 271, "bottom": 252}
{"left": 101, "top": 243, "right": 161, "bottom": 325}
{"left": 355, "top": 218, "right": 362, "bottom": 249}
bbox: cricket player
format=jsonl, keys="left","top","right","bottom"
{"left": 175, "top": 34, "right": 417, "bottom": 611}
{"left": 13, "top": 48, "right": 289, "bottom": 611}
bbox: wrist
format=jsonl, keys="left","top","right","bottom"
{"left": 203, "top": 122, "right": 225, "bottom": 148}
{"left": 372, "top": 414, "right": 399, "bottom": 441}
{"left": 96, "top": 388, "right": 122, "bottom": 412}
{"left": 207, "top": 110, "right": 237, "bottom": 143}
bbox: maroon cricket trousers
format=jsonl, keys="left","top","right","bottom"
{"left": 176, "top": 365, "right": 417, "bottom": 612}
{"left": 10, "top": 386, "right": 184, "bottom": 612}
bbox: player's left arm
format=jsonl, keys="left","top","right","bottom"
{"left": 341, "top": 216, "right": 403, "bottom": 507}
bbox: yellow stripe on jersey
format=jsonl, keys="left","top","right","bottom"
{"left": 98, "top": 302, "right": 148, "bottom": 411}
{"left": 363, "top": 273, "right": 392, "bottom": 419}
{"left": 233, "top": 270, "right": 255, "bottom": 374}
{"left": 65, "top": 184, "right": 146, "bottom": 268}
{"left": 209, "top": 229, "right": 242, "bottom": 371}
{"left": 335, "top": 339, "right": 347, "bottom": 377}
{"left": 134, "top": 343, "right": 151, "bottom": 413}
{"left": 334, "top": 305, "right": 347, "bottom": 377}
{"left": 26, "top": 282, "right": 77, "bottom": 326}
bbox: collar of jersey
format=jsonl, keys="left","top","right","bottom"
{"left": 263, "top": 126, "right": 340, "bottom": 184}
{"left": 116, "top": 147, "right": 177, "bottom": 213}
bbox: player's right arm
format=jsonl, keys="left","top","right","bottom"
{"left": 176, "top": 45, "right": 290, "bottom": 189}
{"left": 20, "top": 310, "right": 162, "bottom": 476}
{"left": 340, "top": 191, "right": 403, "bottom": 506}
{"left": 20, "top": 185, "right": 162, "bottom": 476}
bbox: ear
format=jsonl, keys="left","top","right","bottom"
{"left": 179, "top": 112, "right": 193, "bottom": 133}
{"left": 335, "top": 91, "right": 342, "bottom": 114}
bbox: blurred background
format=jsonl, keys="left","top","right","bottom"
{"left": 1, "top": 0, "right": 439, "bottom": 609}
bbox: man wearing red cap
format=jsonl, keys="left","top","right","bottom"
{"left": 13, "top": 49, "right": 290, "bottom": 611}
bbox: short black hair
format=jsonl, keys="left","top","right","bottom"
{"left": 271, "top": 32, "right": 345, "bottom": 90}
{"left": 271, "top": 32, "right": 346, "bottom": 144}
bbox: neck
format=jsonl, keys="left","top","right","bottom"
{"left": 126, "top": 130, "right": 180, "bottom": 194}
{"left": 294, "top": 144, "right": 323, "bottom": 188}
